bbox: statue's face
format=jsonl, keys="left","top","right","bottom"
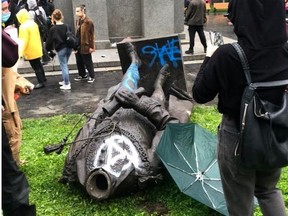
{"left": 92, "top": 134, "right": 141, "bottom": 177}
{"left": 85, "top": 133, "right": 143, "bottom": 200}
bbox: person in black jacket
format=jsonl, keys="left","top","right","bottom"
{"left": 37, "top": 0, "right": 54, "bottom": 28}
{"left": 45, "top": 9, "right": 72, "bottom": 90}
{"left": 192, "top": 0, "right": 288, "bottom": 215}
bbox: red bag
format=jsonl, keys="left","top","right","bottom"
{"left": 2, "top": 30, "right": 19, "bottom": 68}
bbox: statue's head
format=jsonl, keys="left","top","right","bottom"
{"left": 85, "top": 132, "right": 144, "bottom": 200}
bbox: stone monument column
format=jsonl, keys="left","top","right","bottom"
{"left": 141, "top": 0, "right": 176, "bottom": 38}
{"left": 56, "top": 0, "right": 185, "bottom": 49}
{"left": 53, "top": 1, "right": 74, "bottom": 32}
{"left": 174, "top": 0, "right": 185, "bottom": 38}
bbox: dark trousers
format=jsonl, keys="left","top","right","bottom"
{"left": 41, "top": 34, "right": 51, "bottom": 63}
{"left": 188, "top": 25, "right": 207, "bottom": 51}
{"left": 29, "top": 58, "right": 46, "bottom": 84}
{"left": 217, "top": 115, "right": 287, "bottom": 216}
{"left": 2, "top": 125, "right": 36, "bottom": 216}
{"left": 75, "top": 52, "right": 95, "bottom": 78}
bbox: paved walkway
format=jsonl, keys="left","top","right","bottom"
{"left": 17, "top": 14, "right": 237, "bottom": 119}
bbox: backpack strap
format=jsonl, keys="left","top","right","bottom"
{"left": 251, "top": 80, "right": 288, "bottom": 88}
{"left": 66, "top": 24, "right": 70, "bottom": 33}
{"left": 231, "top": 42, "right": 251, "bottom": 84}
{"left": 231, "top": 42, "right": 288, "bottom": 89}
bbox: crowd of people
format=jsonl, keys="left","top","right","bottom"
{"left": 3, "top": 0, "right": 96, "bottom": 90}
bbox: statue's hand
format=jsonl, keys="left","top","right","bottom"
{"left": 115, "top": 88, "right": 140, "bottom": 109}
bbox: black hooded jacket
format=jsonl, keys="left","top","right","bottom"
{"left": 192, "top": 0, "right": 288, "bottom": 125}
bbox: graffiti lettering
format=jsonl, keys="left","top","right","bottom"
{"left": 141, "top": 38, "right": 182, "bottom": 68}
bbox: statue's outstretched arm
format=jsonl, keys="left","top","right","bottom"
{"left": 115, "top": 89, "right": 177, "bottom": 130}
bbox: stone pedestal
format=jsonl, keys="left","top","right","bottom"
{"left": 141, "top": 0, "right": 175, "bottom": 38}
{"left": 54, "top": 0, "right": 184, "bottom": 49}
{"left": 107, "top": 0, "right": 142, "bottom": 41}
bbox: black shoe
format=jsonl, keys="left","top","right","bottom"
{"left": 74, "top": 75, "right": 88, "bottom": 81}
{"left": 9, "top": 204, "right": 36, "bottom": 216}
{"left": 42, "top": 57, "right": 51, "bottom": 65}
{"left": 34, "top": 83, "right": 45, "bottom": 89}
{"left": 185, "top": 49, "right": 194, "bottom": 54}
{"left": 42, "top": 61, "right": 50, "bottom": 66}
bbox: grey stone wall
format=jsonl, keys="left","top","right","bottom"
{"left": 107, "top": 0, "right": 142, "bottom": 41}
{"left": 54, "top": 0, "right": 184, "bottom": 49}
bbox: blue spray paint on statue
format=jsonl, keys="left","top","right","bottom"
{"left": 121, "top": 63, "right": 140, "bottom": 92}
{"left": 141, "top": 38, "right": 181, "bottom": 69}
{"left": 101, "top": 46, "right": 140, "bottom": 116}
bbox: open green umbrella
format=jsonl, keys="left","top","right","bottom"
{"left": 156, "top": 123, "right": 228, "bottom": 215}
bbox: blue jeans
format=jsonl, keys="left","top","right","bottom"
{"left": 217, "top": 115, "right": 286, "bottom": 216}
{"left": 57, "top": 47, "right": 72, "bottom": 85}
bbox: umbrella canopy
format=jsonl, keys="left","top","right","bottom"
{"left": 156, "top": 123, "right": 228, "bottom": 215}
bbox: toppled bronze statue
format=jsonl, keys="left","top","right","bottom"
{"left": 44, "top": 42, "right": 193, "bottom": 200}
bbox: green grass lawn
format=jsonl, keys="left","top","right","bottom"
{"left": 19, "top": 105, "right": 288, "bottom": 216}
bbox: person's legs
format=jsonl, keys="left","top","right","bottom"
{"left": 57, "top": 47, "right": 71, "bottom": 85}
{"left": 28, "top": 58, "right": 46, "bottom": 87}
{"left": 2, "top": 124, "right": 36, "bottom": 216}
{"left": 196, "top": 26, "right": 207, "bottom": 52}
{"left": 187, "top": 25, "right": 196, "bottom": 53}
{"left": 2, "top": 104, "right": 22, "bottom": 165}
{"left": 41, "top": 38, "right": 51, "bottom": 64}
{"left": 218, "top": 115, "right": 255, "bottom": 216}
{"left": 255, "top": 169, "right": 286, "bottom": 216}
{"left": 75, "top": 52, "right": 87, "bottom": 79}
{"left": 82, "top": 53, "right": 95, "bottom": 79}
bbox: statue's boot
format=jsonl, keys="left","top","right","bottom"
{"left": 154, "top": 63, "right": 171, "bottom": 90}
{"left": 126, "top": 42, "right": 141, "bottom": 67}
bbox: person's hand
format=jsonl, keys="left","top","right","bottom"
{"left": 206, "top": 31, "right": 224, "bottom": 57}
{"left": 15, "top": 77, "right": 34, "bottom": 95}
{"left": 24, "top": 83, "right": 34, "bottom": 94}
{"left": 115, "top": 88, "right": 140, "bottom": 109}
{"left": 89, "top": 48, "right": 95, "bottom": 53}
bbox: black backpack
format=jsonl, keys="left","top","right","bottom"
{"left": 31, "top": 7, "right": 49, "bottom": 39}
{"left": 232, "top": 42, "right": 288, "bottom": 169}
{"left": 65, "top": 25, "right": 79, "bottom": 49}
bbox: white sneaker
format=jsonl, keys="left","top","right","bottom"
{"left": 87, "top": 77, "right": 95, "bottom": 83}
{"left": 60, "top": 84, "right": 71, "bottom": 90}
{"left": 59, "top": 81, "right": 64, "bottom": 86}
